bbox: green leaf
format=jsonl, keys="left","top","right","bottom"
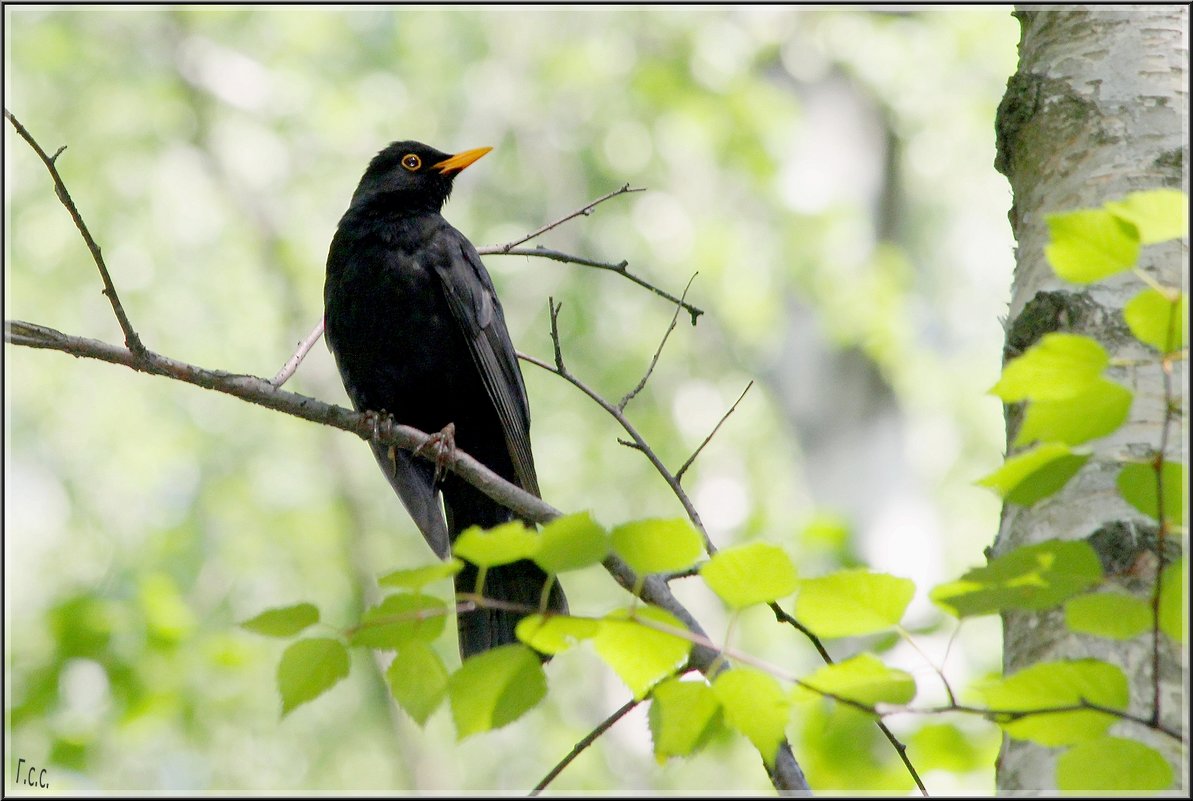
{"left": 1064, "top": 592, "right": 1152, "bottom": 640}
{"left": 378, "top": 559, "right": 463, "bottom": 589}
{"left": 610, "top": 518, "right": 704, "bottom": 575}
{"left": 447, "top": 644, "right": 546, "bottom": 738}
{"left": 1158, "top": 557, "right": 1184, "bottom": 644}
{"left": 592, "top": 605, "right": 692, "bottom": 699}
{"left": 1105, "top": 188, "right": 1189, "bottom": 245}
{"left": 515, "top": 613, "right": 599, "bottom": 655}
{"left": 699, "top": 542, "right": 798, "bottom": 609}
{"left": 931, "top": 540, "right": 1102, "bottom": 617}
{"left": 712, "top": 667, "right": 791, "bottom": 767}
{"left": 386, "top": 642, "right": 448, "bottom": 725}
{"left": 1117, "top": 461, "right": 1185, "bottom": 525}
{"left": 1124, "top": 288, "right": 1185, "bottom": 353}
{"left": 976, "top": 443, "right": 1090, "bottom": 506}
{"left": 240, "top": 602, "right": 320, "bottom": 638}
{"left": 533, "top": 511, "right": 610, "bottom": 573}
{"left": 452, "top": 521, "right": 540, "bottom": 568}
{"left": 278, "top": 637, "right": 350, "bottom": 716}
{"left": 1057, "top": 737, "right": 1174, "bottom": 791}
{"left": 991, "top": 334, "right": 1109, "bottom": 402}
{"left": 796, "top": 653, "right": 916, "bottom": 708}
{"left": 973, "top": 659, "right": 1128, "bottom": 745}
{"left": 349, "top": 593, "right": 446, "bottom": 649}
{"left": 792, "top": 570, "right": 914, "bottom": 638}
{"left": 649, "top": 677, "right": 723, "bottom": 761}
{"left": 1044, "top": 209, "right": 1140, "bottom": 283}
{"left": 1014, "top": 378, "right": 1132, "bottom": 446}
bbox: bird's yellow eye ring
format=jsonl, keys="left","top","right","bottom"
{"left": 401, "top": 154, "right": 422, "bottom": 171}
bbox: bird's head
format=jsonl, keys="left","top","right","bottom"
{"left": 349, "top": 140, "right": 492, "bottom": 213}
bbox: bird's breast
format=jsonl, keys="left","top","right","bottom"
{"left": 324, "top": 222, "right": 490, "bottom": 439}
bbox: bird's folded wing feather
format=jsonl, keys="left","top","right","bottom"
{"left": 432, "top": 233, "right": 541, "bottom": 499}
{"left": 369, "top": 441, "right": 451, "bottom": 559}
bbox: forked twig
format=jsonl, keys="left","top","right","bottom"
{"left": 483, "top": 245, "right": 704, "bottom": 324}
{"left": 523, "top": 299, "right": 713, "bottom": 554}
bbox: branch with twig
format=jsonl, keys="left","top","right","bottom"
{"left": 5, "top": 109, "right": 145, "bottom": 357}
{"left": 486, "top": 183, "right": 644, "bottom": 253}
{"left": 524, "top": 294, "right": 930, "bottom": 796}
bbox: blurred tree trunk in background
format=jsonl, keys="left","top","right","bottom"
{"left": 993, "top": 6, "right": 1187, "bottom": 792}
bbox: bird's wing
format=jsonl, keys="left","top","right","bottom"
{"left": 431, "top": 230, "right": 541, "bottom": 498}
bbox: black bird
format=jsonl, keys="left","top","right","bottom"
{"left": 324, "top": 141, "right": 566, "bottom": 659}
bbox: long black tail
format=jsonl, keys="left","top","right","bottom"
{"left": 444, "top": 478, "right": 567, "bottom": 660}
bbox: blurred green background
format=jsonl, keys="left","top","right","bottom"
{"left": 6, "top": 5, "right": 1017, "bottom": 793}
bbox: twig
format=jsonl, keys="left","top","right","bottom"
{"left": 272, "top": 317, "right": 326, "bottom": 387}
{"left": 484, "top": 183, "right": 644, "bottom": 253}
{"left": 618, "top": 273, "right": 698, "bottom": 411}
{"left": 675, "top": 380, "right": 754, "bottom": 485}
{"left": 530, "top": 698, "right": 640, "bottom": 795}
{"left": 484, "top": 245, "right": 704, "bottom": 324}
{"left": 769, "top": 604, "right": 833, "bottom": 663}
{"left": 5, "top": 109, "right": 146, "bottom": 358}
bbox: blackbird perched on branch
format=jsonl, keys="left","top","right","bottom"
{"left": 324, "top": 141, "right": 566, "bottom": 659}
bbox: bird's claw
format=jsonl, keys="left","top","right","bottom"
{"left": 364, "top": 409, "right": 398, "bottom": 447}
{"left": 415, "top": 422, "right": 457, "bottom": 484}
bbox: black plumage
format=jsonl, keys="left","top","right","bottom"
{"left": 324, "top": 141, "right": 565, "bottom": 659}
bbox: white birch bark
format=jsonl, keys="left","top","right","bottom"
{"left": 993, "top": 5, "right": 1187, "bottom": 793}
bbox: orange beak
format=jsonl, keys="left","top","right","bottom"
{"left": 434, "top": 146, "right": 492, "bottom": 175}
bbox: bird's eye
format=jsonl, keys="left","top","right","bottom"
{"left": 401, "top": 154, "right": 422, "bottom": 171}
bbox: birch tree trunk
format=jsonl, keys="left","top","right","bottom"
{"left": 993, "top": 6, "right": 1187, "bottom": 793}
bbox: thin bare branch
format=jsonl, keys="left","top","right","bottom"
{"left": 5, "top": 109, "right": 146, "bottom": 357}
{"left": 531, "top": 698, "right": 640, "bottom": 795}
{"left": 618, "top": 273, "right": 698, "bottom": 411}
{"left": 483, "top": 183, "right": 644, "bottom": 253}
{"left": 485, "top": 245, "right": 705, "bottom": 323}
{"left": 272, "top": 317, "right": 326, "bottom": 387}
{"left": 675, "top": 380, "right": 754, "bottom": 484}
